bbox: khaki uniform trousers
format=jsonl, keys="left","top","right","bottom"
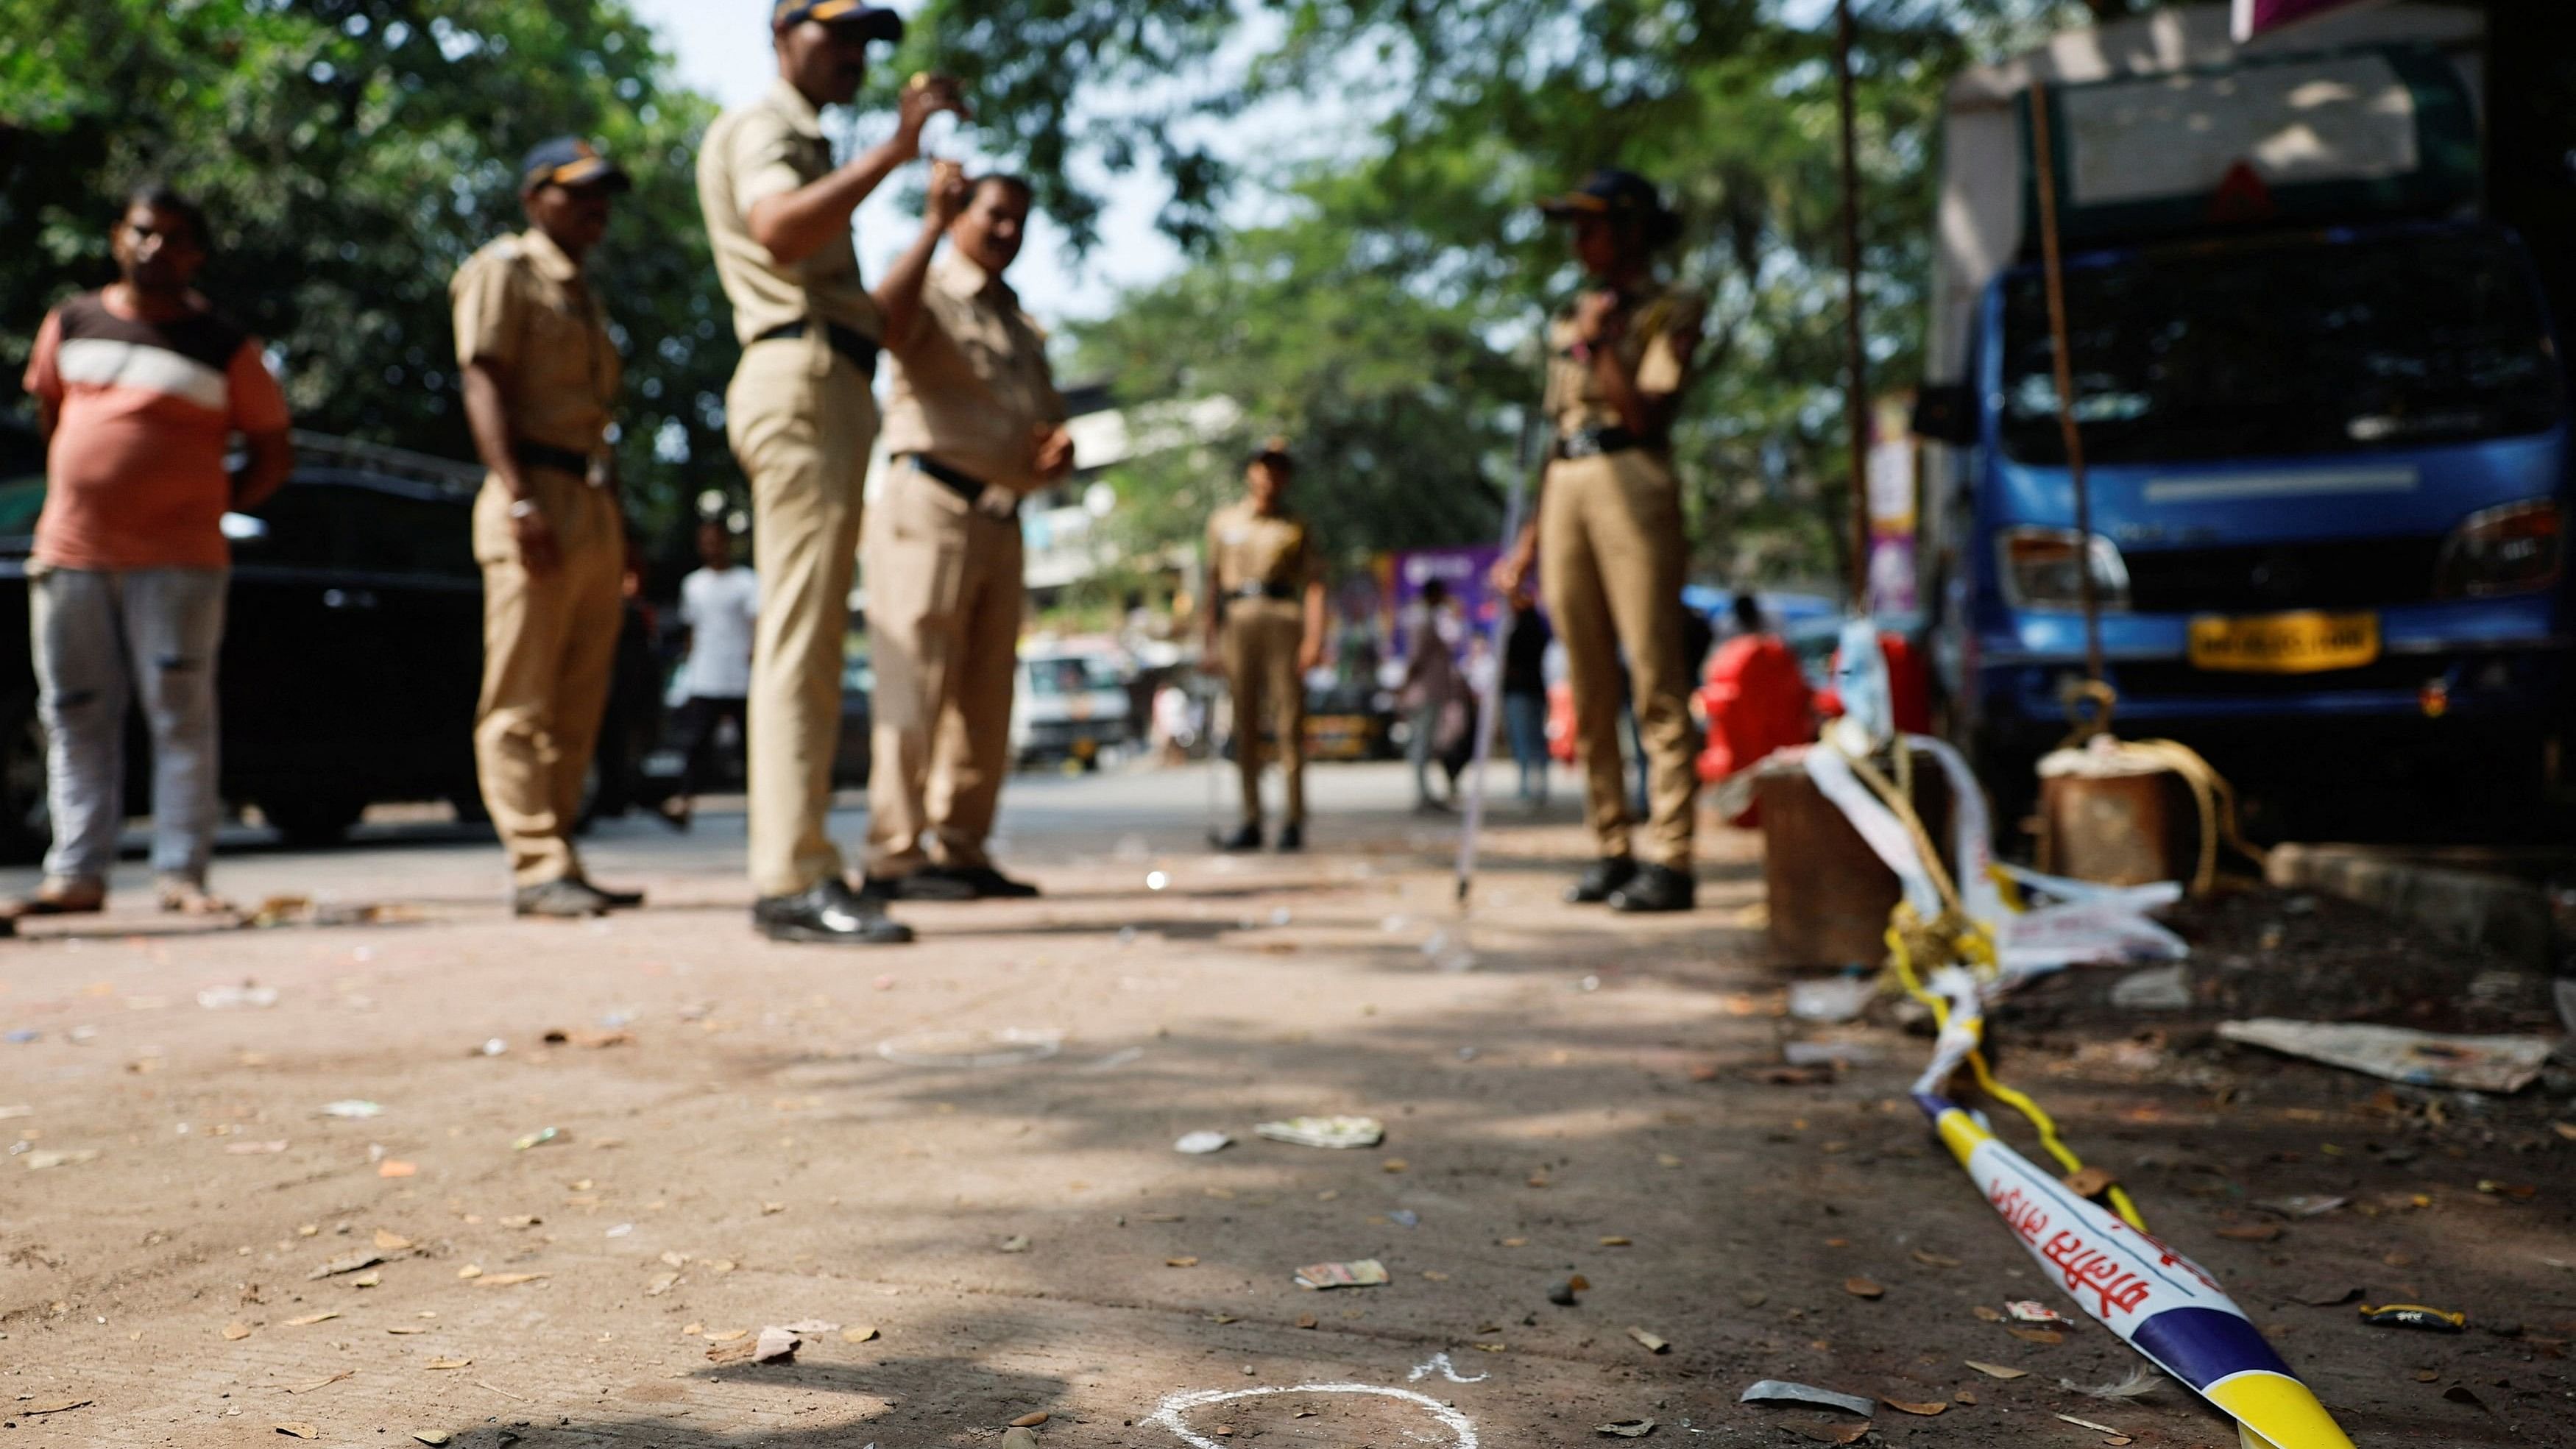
{"left": 473, "top": 470, "right": 625, "bottom": 888}
{"left": 1538, "top": 449, "right": 1696, "bottom": 868}
{"left": 726, "top": 335, "right": 880, "bottom": 899}
{"left": 863, "top": 461, "right": 1024, "bottom": 876}
{"left": 1222, "top": 600, "right": 1307, "bottom": 828}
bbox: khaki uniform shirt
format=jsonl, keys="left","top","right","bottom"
{"left": 1543, "top": 281, "right": 1706, "bottom": 439}
{"left": 1208, "top": 500, "right": 1320, "bottom": 598}
{"left": 881, "top": 258, "right": 1066, "bottom": 493}
{"left": 449, "top": 228, "right": 619, "bottom": 458}
{"left": 697, "top": 78, "right": 885, "bottom": 347}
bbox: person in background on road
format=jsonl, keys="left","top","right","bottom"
{"left": 1206, "top": 440, "right": 1326, "bottom": 852}
{"left": 452, "top": 137, "right": 645, "bottom": 921}
{"left": 660, "top": 518, "right": 760, "bottom": 831}
{"left": 1501, "top": 588, "right": 1554, "bottom": 809}
{"left": 698, "top": 0, "right": 964, "bottom": 945}
{"left": 6, "top": 185, "right": 291, "bottom": 922}
{"left": 1492, "top": 168, "right": 1706, "bottom": 914}
{"left": 1401, "top": 578, "right": 1468, "bottom": 813}
{"left": 863, "top": 166, "right": 1072, "bottom": 901}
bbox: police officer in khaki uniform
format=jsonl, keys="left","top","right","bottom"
{"left": 1204, "top": 442, "right": 1326, "bottom": 852}
{"left": 697, "top": 0, "right": 963, "bottom": 944}
{"left": 453, "top": 138, "right": 645, "bottom": 920}
{"left": 865, "top": 166, "right": 1073, "bottom": 900}
{"left": 1493, "top": 169, "right": 1706, "bottom": 913}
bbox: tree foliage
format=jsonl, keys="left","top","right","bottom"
{"left": 0, "top": 0, "right": 728, "bottom": 532}
{"left": 914, "top": 0, "right": 2092, "bottom": 586}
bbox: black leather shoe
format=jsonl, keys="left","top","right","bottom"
{"left": 516, "top": 878, "right": 612, "bottom": 918}
{"left": 1216, "top": 823, "right": 1263, "bottom": 852}
{"left": 937, "top": 865, "right": 1041, "bottom": 899}
{"left": 581, "top": 879, "right": 645, "bottom": 910}
{"left": 1565, "top": 856, "right": 1638, "bottom": 904}
{"left": 753, "top": 879, "right": 914, "bottom": 945}
{"left": 1275, "top": 822, "right": 1304, "bottom": 853}
{"left": 1607, "top": 862, "right": 1696, "bottom": 914}
{"left": 869, "top": 871, "right": 979, "bottom": 903}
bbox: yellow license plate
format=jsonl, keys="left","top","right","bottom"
{"left": 2186, "top": 611, "right": 2379, "bottom": 674}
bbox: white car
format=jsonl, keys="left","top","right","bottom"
{"left": 1011, "top": 648, "right": 1133, "bottom": 769}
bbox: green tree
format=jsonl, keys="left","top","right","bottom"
{"left": 905, "top": 0, "right": 2093, "bottom": 587}
{"left": 0, "top": 0, "right": 728, "bottom": 534}
{"left": 1071, "top": 174, "right": 1532, "bottom": 576}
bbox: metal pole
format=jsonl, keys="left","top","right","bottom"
{"left": 1454, "top": 413, "right": 1545, "bottom": 910}
{"left": 1836, "top": 0, "right": 1874, "bottom": 614}
{"left": 2026, "top": 77, "right": 2106, "bottom": 688}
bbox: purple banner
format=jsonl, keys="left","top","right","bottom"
{"left": 2232, "top": 0, "right": 2388, "bottom": 41}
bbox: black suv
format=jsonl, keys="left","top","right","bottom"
{"left": 0, "top": 425, "right": 489, "bottom": 860}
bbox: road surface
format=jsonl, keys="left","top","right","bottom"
{"left": 2, "top": 762, "right": 2569, "bottom": 1447}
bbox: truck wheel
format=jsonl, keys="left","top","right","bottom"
{"left": 0, "top": 690, "right": 50, "bottom": 865}
{"left": 261, "top": 792, "right": 366, "bottom": 848}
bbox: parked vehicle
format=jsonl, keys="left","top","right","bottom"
{"left": 1303, "top": 681, "right": 1401, "bottom": 762}
{"left": 1913, "top": 4, "right": 2571, "bottom": 832}
{"left": 1011, "top": 642, "right": 1133, "bottom": 768}
{"left": 640, "top": 651, "right": 871, "bottom": 796}
{"left": 0, "top": 427, "right": 493, "bottom": 858}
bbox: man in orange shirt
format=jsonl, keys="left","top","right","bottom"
{"left": 10, "top": 185, "right": 293, "bottom": 920}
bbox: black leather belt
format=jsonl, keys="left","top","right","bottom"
{"left": 899, "top": 453, "right": 1016, "bottom": 517}
{"left": 752, "top": 319, "right": 880, "bottom": 377}
{"left": 1554, "top": 425, "right": 1640, "bottom": 460}
{"left": 514, "top": 441, "right": 598, "bottom": 479}
{"left": 1231, "top": 582, "right": 1296, "bottom": 602}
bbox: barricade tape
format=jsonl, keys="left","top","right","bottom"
{"left": 1809, "top": 731, "right": 2356, "bottom": 1449}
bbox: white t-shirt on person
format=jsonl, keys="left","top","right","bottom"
{"left": 678, "top": 566, "right": 760, "bottom": 700}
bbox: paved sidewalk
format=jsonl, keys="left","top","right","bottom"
{"left": 1, "top": 765, "right": 2569, "bottom": 1448}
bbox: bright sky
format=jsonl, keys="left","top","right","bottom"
{"left": 627, "top": 0, "right": 1196, "bottom": 330}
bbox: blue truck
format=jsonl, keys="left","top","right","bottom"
{"left": 1914, "top": 4, "right": 2569, "bottom": 836}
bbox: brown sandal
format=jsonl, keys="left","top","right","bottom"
{"left": 9, "top": 879, "right": 107, "bottom": 917}
{"left": 156, "top": 879, "right": 237, "bottom": 917}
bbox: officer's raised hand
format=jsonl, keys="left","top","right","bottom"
{"left": 925, "top": 157, "right": 972, "bottom": 227}
{"left": 892, "top": 74, "right": 970, "bottom": 162}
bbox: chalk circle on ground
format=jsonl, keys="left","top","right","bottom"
{"left": 1148, "top": 1383, "right": 1479, "bottom": 1449}
{"left": 876, "top": 1027, "right": 1065, "bottom": 1069}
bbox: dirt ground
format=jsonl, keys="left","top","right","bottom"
{"left": 1, "top": 763, "right": 2570, "bottom": 1448}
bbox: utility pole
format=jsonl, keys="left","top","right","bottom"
{"left": 1835, "top": 0, "right": 1872, "bottom": 613}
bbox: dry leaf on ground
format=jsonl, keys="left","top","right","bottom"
{"left": 1844, "top": 1277, "right": 1886, "bottom": 1300}
{"left": 283, "top": 1312, "right": 339, "bottom": 1327}
{"left": 1965, "top": 1360, "right": 2028, "bottom": 1379}
{"left": 1883, "top": 1398, "right": 1947, "bottom": 1416}
{"left": 1626, "top": 1326, "right": 1671, "bottom": 1354}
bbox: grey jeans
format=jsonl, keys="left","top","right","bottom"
{"left": 30, "top": 565, "right": 228, "bottom": 885}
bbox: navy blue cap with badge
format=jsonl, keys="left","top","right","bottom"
{"left": 1538, "top": 169, "right": 1667, "bottom": 223}
{"left": 1538, "top": 168, "right": 1682, "bottom": 247}
{"left": 518, "top": 138, "right": 633, "bottom": 195}
{"left": 773, "top": 0, "right": 905, "bottom": 39}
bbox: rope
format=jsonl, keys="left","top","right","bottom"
{"left": 2057, "top": 681, "right": 2270, "bottom": 897}
{"left": 1837, "top": 737, "right": 2151, "bottom": 1233}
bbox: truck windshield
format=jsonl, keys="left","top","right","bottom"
{"left": 2000, "top": 230, "right": 2563, "bottom": 467}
